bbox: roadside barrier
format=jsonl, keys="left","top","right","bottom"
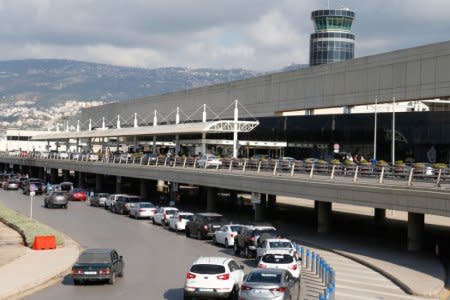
{"left": 32, "top": 235, "right": 56, "bottom": 250}
{"left": 294, "top": 243, "right": 336, "bottom": 300}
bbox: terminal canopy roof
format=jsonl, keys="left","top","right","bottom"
{"left": 31, "top": 120, "right": 259, "bottom": 141}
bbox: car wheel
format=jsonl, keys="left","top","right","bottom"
{"left": 152, "top": 218, "right": 156, "bottom": 225}
{"left": 108, "top": 272, "right": 116, "bottom": 285}
{"left": 197, "top": 230, "right": 203, "bottom": 240}
{"left": 255, "top": 256, "right": 260, "bottom": 264}
{"left": 234, "top": 243, "right": 240, "bottom": 255}
{"left": 73, "top": 279, "right": 81, "bottom": 285}
{"left": 118, "top": 269, "right": 124, "bottom": 278}
{"left": 224, "top": 239, "right": 229, "bottom": 248}
{"left": 228, "top": 286, "right": 238, "bottom": 300}
{"left": 186, "top": 228, "right": 191, "bottom": 238}
{"left": 183, "top": 292, "right": 192, "bottom": 300}
{"left": 245, "top": 247, "right": 252, "bottom": 258}
{"left": 64, "top": 204, "right": 68, "bottom": 209}
{"left": 212, "top": 236, "right": 217, "bottom": 244}
{"left": 44, "top": 202, "right": 48, "bottom": 208}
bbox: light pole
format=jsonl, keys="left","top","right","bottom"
{"left": 373, "top": 96, "right": 378, "bottom": 161}
{"left": 391, "top": 96, "right": 396, "bottom": 166}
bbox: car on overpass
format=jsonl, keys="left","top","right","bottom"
{"left": 196, "top": 154, "right": 222, "bottom": 168}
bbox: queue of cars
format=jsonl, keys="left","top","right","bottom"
{"left": 84, "top": 190, "right": 302, "bottom": 299}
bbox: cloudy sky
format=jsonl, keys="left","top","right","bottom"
{"left": 0, "top": 0, "right": 449, "bottom": 71}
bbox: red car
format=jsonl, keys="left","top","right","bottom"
{"left": 71, "top": 188, "right": 87, "bottom": 201}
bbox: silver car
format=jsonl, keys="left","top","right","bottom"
{"left": 90, "top": 193, "right": 110, "bottom": 207}
{"left": 6, "top": 180, "right": 19, "bottom": 190}
{"left": 44, "top": 191, "right": 69, "bottom": 209}
{"left": 239, "top": 268, "right": 300, "bottom": 300}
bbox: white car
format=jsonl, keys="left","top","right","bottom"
{"left": 197, "top": 154, "right": 222, "bottom": 168}
{"left": 152, "top": 207, "right": 179, "bottom": 226}
{"left": 58, "top": 152, "right": 69, "bottom": 159}
{"left": 213, "top": 224, "right": 246, "bottom": 248}
{"left": 255, "top": 238, "right": 297, "bottom": 263}
{"left": 105, "top": 194, "right": 128, "bottom": 210}
{"left": 184, "top": 257, "right": 244, "bottom": 300}
{"left": 168, "top": 212, "right": 194, "bottom": 231}
{"left": 257, "top": 253, "right": 301, "bottom": 278}
{"left": 129, "top": 202, "right": 157, "bottom": 219}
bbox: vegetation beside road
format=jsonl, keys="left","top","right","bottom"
{"left": 0, "top": 203, "right": 64, "bottom": 247}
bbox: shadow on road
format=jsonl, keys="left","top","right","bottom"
{"left": 163, "top": 287, "right": 183, "bottom": 299}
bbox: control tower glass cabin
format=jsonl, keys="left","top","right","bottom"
{"left": 309, "top": 9, "right": 355, "bottom": 66}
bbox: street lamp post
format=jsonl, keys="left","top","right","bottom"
{"left": 373, "top": 96, "right": 378, "bottom": 161}
{"left": 391, "top": 96, "right": 396, "bottom": 166}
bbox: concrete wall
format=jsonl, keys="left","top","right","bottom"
{"left": 81, "top": 41, "right": 450, "bottom": 127}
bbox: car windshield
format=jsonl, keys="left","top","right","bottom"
{"left": 98, "top": 193, "right": 109, "bottom": 197}
{"left": 190, "top": 264, "right": 225, "bottom": 275}
{"left": 269, "top": 241, "right": 292, "bottom": 248}
{"left": 73, "top": 189, "right": 85, "bottom": 192}
{"left": 53, "top": 192, "right": 65, "bottom": 196}
{"left": 60, "top": 184, "right": 73, "bottom": 191}
{"left": 126, "top": 197, "right": 141, "bottom": 203}
{"left": 255, "top": 229, "right": 277, "bottom": 235}
{"left": 206, "top": 216, "right": 224, "bottom": 222}
{"left": 247, "top": 272, "right": 282, "bottom": 283}
{"left": 140, "top": 203, "right": 155, "bottom": 208}
{"left": 77, "top": 252, "right": 111, "bottom": 264}
{"left": 230, "top": 225, "right": 243, "bottom": 232}
{"left": 181, "top": 215, "right": 194, "bottom": 220}
{"left": 166, "top": 209, "right": 178, "bottom": 215}
{"left": 262, "top": 254, "right": 294, "bottom": 264}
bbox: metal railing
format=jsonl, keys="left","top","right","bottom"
{"left": 2, "top": 152, "right": 449, "bottom": 188}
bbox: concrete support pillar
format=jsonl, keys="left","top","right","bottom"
{"left": 63, "top": 170, "right": 70, "bottom": 182}
{"left": 169, "top": 182, "right": 178, "bottom": 204}
{"left": 115, "top": 176, "right": 122, "bottom": 194}
{"left": 95, "top": 174, "right": 104, "bottom": 193}
{"left": 374, "top": 208, "right": 386, "bottom": 225}
{"left": 206, "top": 187, "right": 218, "bottom": 212}
{"left": 50, "top": 168, "right": 58, "bottom": 183}
{"left": 254, "top": 193, "right": 267, "bottom": 222}
{"left": 267, "top": 194, "right": 276, "bottom": 219}
{"left": 37, "top": 167, "right": 44, "bottom": 180}
{"left": 316, "top": 201, "right": 332, "bottom": 233}
{"left": 229, "top": 191, "right": 238, "bottom": 211}
{"left": 408, "top": 212, "right": 424, "bottom": 251}
{"left": 139, "top": 179, "right": 151, "bottom": 200}
{"left": 78, "top": 172, "right": 86, "bottom": 188}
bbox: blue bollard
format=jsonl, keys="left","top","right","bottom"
{"left": 306, "top": 249, "right": 311, "bottom": 269}
{"left": 319, "top": 294, "right": 326, "bottom": 300}
{"left": 328, "top": 282, "right": 335, "bottom": 300}
{"left": 311, "top": 252, "right": 316, "bottom": 272}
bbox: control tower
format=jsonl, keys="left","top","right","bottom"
{"left": 309, "top": 8, "right": 355, "bottom": 66}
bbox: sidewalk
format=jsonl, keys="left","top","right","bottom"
{"left": 0, "top": 222, "right": 80, "bottom": 300}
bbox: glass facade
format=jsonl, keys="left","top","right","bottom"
{"left": 239, "top": 111, "right": 450, "bottom": 163}
{"left": 310, "top": 9, "right": 355, "bottom": 66}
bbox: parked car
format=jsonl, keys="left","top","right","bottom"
{"left": 196, "top": 154, "right": 222, "bottom": 168}
{"left": 6, "top": 179, "right": 19, "bottom": 190}
{"left": 44, "top": 191, "right": 69, "bottom": 209}
{"left": 59, "top": 181, "right": 74, "bottom": 193}
{"left": 90, "top": 193, "right": 110, "bottom": 207}
{"left": 71, "top": 248, "right": 124, "bottom": 285}
{"left": 255, "top": 238, "right": 297, "bottom": 263}
{"left": 22, "top": 178, "right": 44, "bottom": 195}
{"left": 234, "top": 225, "right": 279, "bottom": 258}
{"left": 128, "top": 202, "right": 157, "bottom": 219}
{"left": 239, "top": 268, "right": 300, "bottom": 300}
{"left": 112, "top": 195, "right": 142, "bottom": 215}
{"left": 152, "top": 207, "right": 179, "bottom": 225}
{"left": 184, "top": 256, "right": 244, "bottom": 300}
{"left": 257, "top": 253, "right": 301, "bottom": 279}
{"left": 70, "top": 188, "right": 87, "bottom": 201}
{"left": 213, "top": 224, "right": 246, "bottom": 248}
{"left": 58, "top": 151, "right": 69, "bottom": 159}
{"left": 185, "top": 212, "right": 226, "bottom": 240}
{"left": 105, "top": 194, "right": 127, "bottom": 210}
{"left": 168, "top": 212, "right": 194, "bottom": 231}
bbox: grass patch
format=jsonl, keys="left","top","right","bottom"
{"left": 0, "top": 203, "right": 64, "bottom": 247}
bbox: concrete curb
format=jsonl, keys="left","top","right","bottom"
{"left": 0, "top": 220, "right": 82, "bottom": 300}
{"left": 290, "top": 237, "right": 444, "bottom": 298}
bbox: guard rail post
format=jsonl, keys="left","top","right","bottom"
{"left": 164, "top": 157, "right": 168, "bottom": 166}
{"left": 309, "top": 164, "right": 315, "bottom": 178}
{"left": 290, "top": 162, "right": 295, "bottom": 177}
{"left": 273, "top": 161, "right": 278, "bottom": 175}
{"left": 353, "top": 165, "right": 359, "bottom": 182}
{"left": 408, "top": 168, "right": 414, "bottom": 186}
{"left": 173, "top": 157, "right": 177, "bottom": 167}
{"left": 257, "top": 160, "right": 261, "bottom": 174}
{"left": 192, "top": 158, "right": 197, "bottom": 169}
{"left": 311, "top": 252, "right": 317, "bottom": 273}
{"left": 330, "top": 165, "right": 336, "bottom": 180}
{"left": 436, "top": 168, "right": 442, "bottom": 187}
{"left": 379, "top": 166, "right": 385, "bottom": 184}
{"left": 229, "top": 160, "right": 233, "bottom": 172}
{"left": 139, "top": 156, "right": 143, "bottom": 165}
{"left": 183, "top": 157, "right": 187, "bottom": 168}
{"left": 242, "top": 159, "right": 247, "bottom": 173}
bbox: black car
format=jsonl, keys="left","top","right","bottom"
{"left": 234, "top": 225, "right": 279, "bottom": 258}
{"left": 72, "top": 248, "right": 124, "bottom": 285}
{"left": 22, "top": 178, "right": 44, "bottom": 195}
{"left": 185, "top": 213, "right": 226, "bottom": 240}
{"left": 112, "top": 195, "right": 141, "bottom": 215}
